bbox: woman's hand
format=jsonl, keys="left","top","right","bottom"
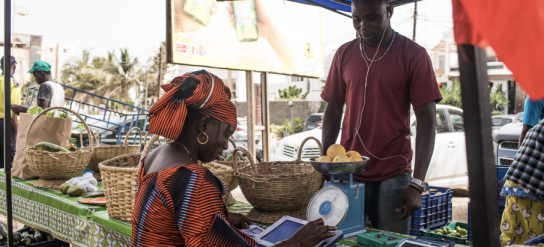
{"left": 228, "top": 212, "right": 251, "bottom": 229}
{"left": 274, "top": 219, "right": 337, "bottom": 247}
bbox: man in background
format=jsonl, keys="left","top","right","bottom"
{"left": 519, "top": 96, "right": 544, "bottom": 144}
{"left": 12, "top": 61, "right": 65, "bottom": 114}
{"left": 0, "top": 56, "right": 22, "bottom": 168}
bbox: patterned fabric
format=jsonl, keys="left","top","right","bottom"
{"left": 500, "top": 180, "right": 544, "bottom": 246}
{"left": 504, "top": 118, "right": 544, "bottom": 198}
{"left": 131, "top": 163, "right": 256, "bottom": 247}
{"left": 501, "top": 180, "right": 544, "bottom": 203}
{"left": 148, "top": 69, "right": 238, "bottom": 140}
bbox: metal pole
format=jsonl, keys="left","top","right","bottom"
{"left": 260, "top": 72, "right": 270, "bottom": 162}
{"left": 4, "top": 0, "right": 15, "bottom": 246}
{"left": 457, "top": 44, "right": 499, "bottom": 247}
{"left": 157, "top": 46, "right": 163, "bottom": 99}
{"left": 245, "top": 71, "right": 256, "bottom": 159}
{"left": 412, "top": 2, "right": 417, "bottom": 41}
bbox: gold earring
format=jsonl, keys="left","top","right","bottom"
{"left": 198, "top": 132, "right": 208, "bottom": 145}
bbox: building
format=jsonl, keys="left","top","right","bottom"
{"left": 430, "top": 29, "right": 525, "bottom": 114}
{"left": 0, "top": 33, "right": 76, "bottom": 87}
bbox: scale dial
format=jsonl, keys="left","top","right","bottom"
{"left": 306, "top": 186, "right": 349, "bottom": 227}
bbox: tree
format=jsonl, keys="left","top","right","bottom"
{"left": 439, "top": 82, "right": 462, "bottom": 108}
{"left": 139, "top": 42, "right": 174, "bottom": 107}
{"left": 277, "top": 85, "right": 308, "bottom": 100}
{"left": 490, "top": 83, "right": 508, "bottom": 114}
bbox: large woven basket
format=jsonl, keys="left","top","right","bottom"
{"left": 233, "top": 137, "right": 324, "bottom": 223}
{"left": 99, "top": 134, "right": 160, "bottom": 222}
{"left": 216, "top": 139, "right": 249, "bottom": 172}
{"left": 87, "top": 127, "right": 143, "bottom": 180}
{"left": 24, "top": 107, "right": 94, "bottom": 189}
{"left": 199, "top": 160, "right": 238, "bottom": 205}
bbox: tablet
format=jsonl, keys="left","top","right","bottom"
{"left": 254, "top": 216, "right": 343, "bottom": 247}
{"left": 396, "top": 238, "right": 447, "bottom": 247}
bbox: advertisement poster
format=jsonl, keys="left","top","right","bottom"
{"left": 167, "top": 0, "right": 323, "bottom": 77}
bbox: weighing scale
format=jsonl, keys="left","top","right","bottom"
{"left": 307, "top": 157, "right": 370, "bottom": 238}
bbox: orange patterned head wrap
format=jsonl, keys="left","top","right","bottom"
{"left": 148, "top": 70, "right": 237, "bottom": 140}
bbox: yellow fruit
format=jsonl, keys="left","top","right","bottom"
{"left": 333, "top": 154, "right": 351, "bottom": 162}
{"left": 346, "top": 151, "right": 361, "bottom": 158}
{"left": 327, "top": 144, "right": 346, "bottom": 158}
{"left": 317, "top": 156, "right": 333, "bottom": 162}
{"left": 350, "top": 156, "right": 363, "bottom": 161}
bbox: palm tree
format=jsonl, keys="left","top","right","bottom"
{"left": 101, "top": 48, "right": 142, "bottom": 109}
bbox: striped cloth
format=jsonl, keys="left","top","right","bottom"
{"left": 148, "top": 69, "right": 238, "bottom": 140}
{"left": 504, "top": 118, "right": 544, "bottom": 198}
{"left": 131, "top": 163, "right": 257, "bottom": 247}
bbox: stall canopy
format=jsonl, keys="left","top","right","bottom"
{"left": 452, "top": 0, "right": 544, "bottom": 99}
{"left": 287, "top": 0, "right": 420, "bottom": 16}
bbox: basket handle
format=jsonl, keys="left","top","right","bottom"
{"left": 232, "top": 147, "right": 259, "bottom": 177}
{"left": 25, "top": 107, "right": 93, "bottom": 151}
{"left": 296, "top": 137, "right": 323, "bottom": 161}
{"left": 144, "top": 132, "right": 162, "bottom": 147}
{"left": 228, "top": 138, "right": 236, "bottom": 149}
{"left": 122, "top": 127, "right": 143, "bottom": 146}
{"left": 138, "top": 134, "right": 160, "bottom": 166}
{"left": 79, "top": 129, "right": 99, "bottom": 147}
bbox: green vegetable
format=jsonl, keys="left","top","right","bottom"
{"left": 46, "top": 234, "right": 53, "bottom": 241}
{"left": 13, "top": 232, "right": 21, "bottom": 243}
{"left": 461, "top": 235, "right": 467, "bottom": 238}
{"left": 28, "top": 106, "right": 43, "bottom": 114}
{"left": 57, "top": 113, "right": 68, "bottom": 119}
{"left": 34, "top": 142, "right": 70, "bottom": 152}
{"left": 46, "top": 111, "right": 53, "bottom": 117}
{"left": 15, "top": 226, "right": 31, "bottom": 234}
{"left": 67, "top": 185, "right": 84, "bottom": 197}
{"left": 537, "top": 243, "right": 544, "bottom": 246}
{"left": 73, "top": 124, "right": 86, "bottom": 130}
{"left": 459, "top": 229, "right": 468, "bottom": 235}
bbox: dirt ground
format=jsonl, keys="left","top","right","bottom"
{"left": 232, "top": 187, "right": 470, "bottom": 223}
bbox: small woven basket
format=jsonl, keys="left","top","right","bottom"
{"left": 99, "top": 134, "right": 160, "bottom": 222}
{"left": 233, "top": 137, "right": 324, "bottom": 223}
{"left": 24, "top": 107, "right": 93, "bottom": 189}
{"left": 199, "top": 160, "right": 238, "bottom": 205}
{"left": 216, "top": 139, "right": 249, "bottom": 172}
{"left": 87, "top": 127, "right": 143, "bottom": 180}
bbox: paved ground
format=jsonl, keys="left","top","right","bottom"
{"left": 232, "top": 187, "right": 470, "bottom": 223}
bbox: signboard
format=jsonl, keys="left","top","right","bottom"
{"left": 167, "top": 0, "right": 323, "bottom": 77}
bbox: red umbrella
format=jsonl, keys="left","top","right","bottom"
{"left": 452, "top": 0, "right": 544, "bottom": 99}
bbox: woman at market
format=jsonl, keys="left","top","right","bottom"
{"left": 499, "top": 118, "right": 544, "bottom": 246}
{"left": 131, "top": 69, "right": 337, "bottom": 247}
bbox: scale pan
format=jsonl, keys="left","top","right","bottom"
{"left": 309, "top": 157, "right": 369, "bottom": 175}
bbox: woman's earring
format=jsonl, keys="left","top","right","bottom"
{"left": 198, "top": 132, "right": 209, "bottom": 145}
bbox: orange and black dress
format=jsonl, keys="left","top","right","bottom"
{"left": 131, "top": 163, "right": 257, "bottom": 247}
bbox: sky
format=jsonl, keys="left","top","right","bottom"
{"left": 0, "top": 0, "right": 453, "bottom": 67}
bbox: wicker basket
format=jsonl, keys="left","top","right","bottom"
{"left": 99, "top": 134, "right": 160, "bottom": 222}
{"left": 87, "top": 127, "right": 143, "bottom": 180}
{"left": 233, "top": 137, "right": 324, "bottom": 223}
{"left": 199, "top": 160, "right": 238, "bottom": 205}
{"left": 24, "top": 107, "right": 93, "bottom": 189}
{"left": 216, "top": 139, "right": 249, "bottom": 172}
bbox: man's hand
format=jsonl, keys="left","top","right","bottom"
{"left": 11, "top": 105, "right": 27, "bottom": 115}
{"left": 227, "top": 212, "right": 251, "bottom": 229}
{"left": 395, "top": 186, "right": 422, "bottom": 220}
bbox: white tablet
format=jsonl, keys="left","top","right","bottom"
{"left": 254, "top": 216, "right": 343, "bottom": 247}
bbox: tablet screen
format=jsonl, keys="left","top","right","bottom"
{"left": 261, "top": 220, "right": 304, "bottom": 244}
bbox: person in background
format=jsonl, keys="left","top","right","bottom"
{"left": 11, "top": 61, "right": 65, "bottom": 115}
{"left": 321, "top": 0, "right": 441, "bottom": 234}
{"left": 0, "top": 56, "right": 22, "bottom": 168}
{"left": 519, "top": 95, "right": 544, "bottom": 144}
{"left": 500, "top": 118, "right": 544, "bottom": 246}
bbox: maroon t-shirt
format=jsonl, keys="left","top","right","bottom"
{"left": 321, "top": 34, "right": 442, "bottom": 182}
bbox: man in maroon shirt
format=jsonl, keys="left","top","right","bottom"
{"left": 321, "top": 0, "right": 442, "bottom": 234}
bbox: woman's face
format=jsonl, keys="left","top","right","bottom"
{"left": 200, "top": 121, "right": 236, "bottom": 162}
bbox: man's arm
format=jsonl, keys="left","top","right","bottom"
{"left": 10, "top": 113, "right": 18, "bottom": 147}
{"left": 37, "top": 99, "right": 50, "bottom": 109}
{"left": 519, "top": 124, "right": 533, "bottom": 145}
{"left": 396, "top": 101, "right": 436, "bottom": 219}
{"left": 11, "top": 100, "right": 50, "bottom": 115}
{"left": 321, "top": 102, "right": 343, "bottom": 156}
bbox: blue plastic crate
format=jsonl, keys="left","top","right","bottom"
{"left": 409, "top": 229, "right": 423, "bottom": 236}
{"left": 467, "top": 202, "right": 505, "bottom": 241}
{"left": 409, "top": 186, "right": 453, "bottom": 233}
{"left": 524, "top": 234, "right": 544, "bottom": 245}
{"left": 496, "top": 165, "right": 510, "bottom": 192}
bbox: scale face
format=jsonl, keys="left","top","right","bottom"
{"left": 307, "top": 186, "right": 349, "bottom": 227}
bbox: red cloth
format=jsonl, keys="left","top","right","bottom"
{"left": 452, "top": 0, "right": 544, "bottom": 99}
{"left": 321, "top": 35, "right": 442, "bottom": 181}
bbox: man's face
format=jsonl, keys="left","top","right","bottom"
{"left": 32, "top": 71, "right": 43, "bottom": 82}
{"left": 352, "top": 0, "right": 391, "bottom": 45}
{"left": 10, "top": 65, "right": 15, "bottom": 76}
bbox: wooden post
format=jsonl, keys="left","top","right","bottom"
{"left": 157, "top": 46, "right": 163, "bottom": 98}
{"left": 246, "top": 71, "right": 256, "bottom": 159}
{"left": 144, "top": 71, "right": 149, "bottom": 109}
{"left": 261, "top": 72, "right": 270, "bottom": 162}
{"left": 412, "top": 2, "right": 417, "bottom": 41}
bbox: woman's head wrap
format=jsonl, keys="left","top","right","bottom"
{"left": 148, "top": 70, "right": 237, "bottom": 140}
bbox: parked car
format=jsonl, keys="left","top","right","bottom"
{"left": 303, "top": 113, "right": 324, "bottom": 131}
{"left": 231, "top": 118, "right": 262, "bottom": 144}
{"left": 492, "top": 115, "right": 519, "bottom": 130}
{"left": 494, "top": 122, "right": 523, "bottom": 166}
{"left": 271, "top": 104, "right": 469, "bottom": 188}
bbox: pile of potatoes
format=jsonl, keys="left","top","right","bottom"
{"left": 317, "top": 144, "right": 364, "bottom": 162}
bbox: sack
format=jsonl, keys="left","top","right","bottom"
{"left": 12, "top": 113, "right": 72, "bottom": 179}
